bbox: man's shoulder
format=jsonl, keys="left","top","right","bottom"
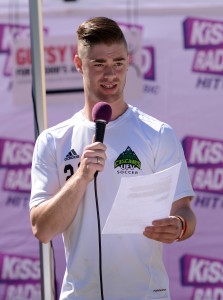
{"left": 41, "top": 110, "right": 83, "bottom": 138}
{"left": 129, "top": 105, "right": 171, "bottom": 132}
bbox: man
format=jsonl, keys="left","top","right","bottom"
{"left": 30, "top": 16, "right": 196, "bottom": 300}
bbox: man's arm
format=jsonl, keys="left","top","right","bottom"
{"left": 143, "top": 196, "right": 196, "bottom": 243}
{"left": 30, "top": 142, "right": 106, "bottom": 244}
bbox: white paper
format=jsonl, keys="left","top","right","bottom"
{"left": 102, "top": 163, "right": 181, "bottom": 234}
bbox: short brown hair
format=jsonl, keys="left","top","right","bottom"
{"left": 77, "top": 16, "right": 127, "bottom": 49}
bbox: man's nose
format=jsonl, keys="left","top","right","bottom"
{"left": 104, "top": 66, "right": 116, "bottom": 78}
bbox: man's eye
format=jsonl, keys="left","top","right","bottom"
{"left": 94, "top": 64, "right": 103, "bottom": 67}
{"left": 114, "top": 62, "right": 124, "bottom": 69}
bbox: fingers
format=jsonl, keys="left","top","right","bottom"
{"left": 96, "top": 156, "right": 102, "bottom": 165}
{"left": 143, "top": 217, "right": 182, "bottom": 244}
{"left": 82, "top": 142, "right": 107, "bottom": 166}
{"left": 78, "top": 142, "right": 107, "bottom": 181}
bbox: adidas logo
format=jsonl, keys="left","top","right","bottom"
{"left": 64, "top": 149, "right": 79, "bottom": 161}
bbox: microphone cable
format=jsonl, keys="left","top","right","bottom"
{"left": 94, "top": 173, "right": 104, "bottom": 300}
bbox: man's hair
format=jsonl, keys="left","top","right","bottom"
{"left": 77, "top": 16, "right": 127, "bottom": 49}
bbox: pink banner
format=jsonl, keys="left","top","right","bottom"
{"left": 0, "top": 7, "right": 223, "bottom": 300}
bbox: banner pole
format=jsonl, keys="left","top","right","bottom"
{"left": 29, "top": 0, "right": 55, "bottom": 299}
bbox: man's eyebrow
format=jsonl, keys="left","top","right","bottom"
{"left": 114, "top": 57, "right": 126, "bottom": 62}
{"left": 90, "top": 57, "right": 126, "bottom": 63}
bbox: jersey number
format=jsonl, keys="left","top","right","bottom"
{"left": 64, "top": 164, "right": 74, "bottom": 181}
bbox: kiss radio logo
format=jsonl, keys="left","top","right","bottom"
{"left": 181, "top": 254, "right": 223, "bottom": 300}
{"left": 183, "top": 17, "right": 223, "bottom": 76}
{"left": 0, "top": 253, "right": 40, "bottom": 300}
{"left": 141, "top": 46, "right": 159, "bottom": 95}
{"left": 119, "top": 22, "right": 155, "bottom": 81}
{"left": 142, "top": 46, "right": 155, "bottom": 81}
{"left": 0, "top": 138, "right": 34, "bottom": 193}
{"left": 0, "top": 23, "right": 48, "bottom": 77}
{"left": 182, "top": 136, "right": 223, "bottom": 195}
{"left": 0, "top": 24, "right": 31, "bottom": 76}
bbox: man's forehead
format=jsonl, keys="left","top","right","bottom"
{"left": 79, "top": 42, "right": 128, "bottom": 60}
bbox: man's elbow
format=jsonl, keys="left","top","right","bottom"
{"left": 31, "top": 223, "right": 51, "bottom": 244}
{"left": 30, "top": 206, "right": 52, "bottom": 243}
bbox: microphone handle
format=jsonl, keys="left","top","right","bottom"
{"left": 94, "top": 121, "right": 106, "bottom": 178}
{"left": 95, "top": 121, "right": 106, "bottom": 143}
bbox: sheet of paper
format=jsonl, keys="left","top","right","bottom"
{"left": 102, "top": 162, "right": 181, "bottom": 234}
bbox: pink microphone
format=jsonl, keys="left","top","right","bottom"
{"left": 92, "top": 102, "right": 112, "bottom": 143}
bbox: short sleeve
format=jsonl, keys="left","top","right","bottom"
{"left": 154, "top": 124, "right": 195, "bottom": 201}
{"left": 29, "top": 131, "right": 60, "bottom": 209}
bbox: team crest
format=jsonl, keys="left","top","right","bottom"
{"left": 114, "top": 146, "right": 141, "bottom": 175}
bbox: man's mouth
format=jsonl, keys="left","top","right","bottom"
{"left": 101, "top": 83, "right": 117, "bottom": 89}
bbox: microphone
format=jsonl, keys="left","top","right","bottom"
{"left": 92, "top": 102, "right": 112, "bottom": 299}
{"left": 92, "top": 102, "right": 112, "bottom": 143}
{"left": 92, "top": 102, "right": 112, "bottom": 178}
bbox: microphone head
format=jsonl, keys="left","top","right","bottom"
{"left": 92, "top": 102, "right": 112, "bottom": 123}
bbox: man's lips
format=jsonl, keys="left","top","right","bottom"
{"left": 100, "top": 83, "right": 117, "bottom": 89}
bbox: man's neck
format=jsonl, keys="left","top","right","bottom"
{"left": 83, "top": 101, "right": 128, "bottom": 122}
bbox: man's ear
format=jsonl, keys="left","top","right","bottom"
{"left": 74, "top": 55, "right": 83, "bottom": 73}
{"left": 127, "top": 54, "right": 130, "bottom": 69}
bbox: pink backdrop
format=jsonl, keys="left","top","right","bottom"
{"left": 0, "top": 2, "right": 222, "bottom": 299}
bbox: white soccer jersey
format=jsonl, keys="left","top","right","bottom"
{"left": 30, "top": 105, "right": 195, "bottom": 300}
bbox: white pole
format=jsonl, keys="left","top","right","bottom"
{"left": 29, "top": 0, "right": 47, "bottom": 133}
{"left": 29, "top": 0, "right": 55, "bottom": 299}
